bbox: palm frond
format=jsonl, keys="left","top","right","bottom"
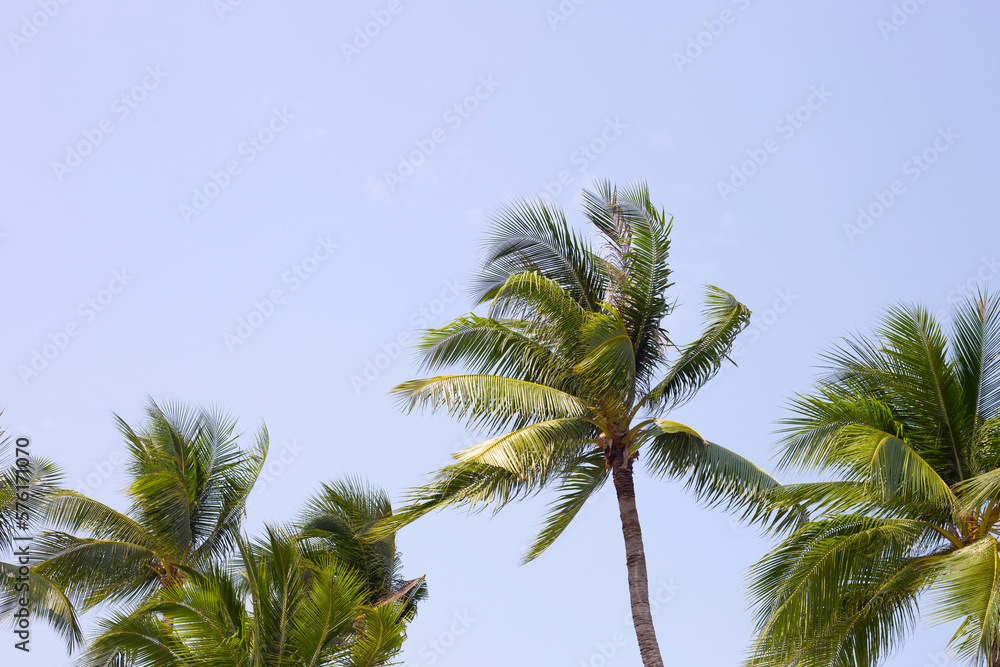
{"left": 644, "top": 286, "right": 750, "bottom": 411}
{"left": 522, "top": 451, "right": 608, "bottom": 563}
{"left": 641, "top": 420, "right": 781, "bottom": 524}
{"left": 929, "top": 536, "right": 1000, "bottom": 666}
{"left": 474, "top": 197, "right": 607, "bottom": 310}
{"left": 392, "top": 374, "right": 588, "bottom": 432}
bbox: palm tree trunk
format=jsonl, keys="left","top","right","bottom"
{"left": 991, "top": 640, "right": 1000, "bottom": 667}
{"left": 612, "top": 465, "right": 664, "bottom": 667}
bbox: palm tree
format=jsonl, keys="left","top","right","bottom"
{"left": 747, "top": 293, "right": 1000, "bottom": 667}
{"left": 384, "top": 181, "right": 780, "bottom": 667}
{"left": 0, "top": 419, "right": 83, "bottom": 650}
{"left": 80, "top": 526, "right": 413, "bottom": 667}
{"left": 29, "top": 399, "right": 266, "bottom": 634}
{"left": 298, "top": 478, "right": 428, "bottom": 615}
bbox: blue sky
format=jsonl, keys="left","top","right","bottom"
{"left": 2, "top": 1, "right": 998, "bottom": 665}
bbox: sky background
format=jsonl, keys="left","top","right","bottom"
{"left": 2, "top": 1, "right": 998, "bottom": 665}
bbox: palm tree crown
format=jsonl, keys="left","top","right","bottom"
{"left": 80, "top": 526, "right": 413, "bottom": 667}
{"left": 387, "top": 181, "right": 779, "bottom": 667}
{"left": 748, "top": 293, "right": 1000, "bottom": 667}
{"left": 30, "top": 400, "right": 267, "bottom": 627}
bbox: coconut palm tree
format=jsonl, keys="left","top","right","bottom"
{"left": 80, "top": 526, "right": 412, "bottom": 667}
{"left": 298, "top": 478, "right": 427, "bottom": 615}
{"left": 747, "top": 293, "right": 1000, "bottom": 667}
{"left": 385, "top": 181, "right": 780, "bottom": 667}
{"left": 29, "top": 399, "right": 266, "bottom": 632}
{"left": 0, "top": 422, "right": 84, "bottom": 650}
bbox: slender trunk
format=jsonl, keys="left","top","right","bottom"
{"left": 612, "top": 465, "right": 664, "bottom": 667}
{"left": 991, "top": 640, "right": 1000, "bottom": 667}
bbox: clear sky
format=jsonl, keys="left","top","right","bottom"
{"left": 2, "top": 1, "right": 998, "bottom": 665}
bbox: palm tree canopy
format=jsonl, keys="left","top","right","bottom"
{"left": 384, "top": 181, "right": 779, "bottom": 560}
{"left": 30, "top": 399, "right": 267, "bottom": 614}
{"left": 748, "top": 293, "right": 1000, "bottom": 667}
{"left": 80, "top": 526, "right": 411, "bottom": 667}
{"left": 298, "top": 478, "right": 428, "bottom": 612}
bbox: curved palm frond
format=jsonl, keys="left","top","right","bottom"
{"left": 474, "top": 197, "right": 607, "bottom": 311}
{"left": 522, "top": 450, "right": 608, "bottom": 563}
{"left": 31, "top": 533, "right": 161, "bottom": 609}
{"left": 392, "top": 374, "right": 588, "bottom": 431}
{"left": 455, "top": 417, "right": 591, "bottom": 477}
{"left": 747, "top": 516, "right": 938, "bottom": 667}
{"left": 0, "top": 563, "right": 84, "bottom": 652}
{"left": 586, "top": 181, "right": 675, "bottom": 381}
{"left": 413, "top": 315, "right": 576, "bottom": 390}
{"left": 641, "top": 420, "right": 781, "bottom": 524}
{"left": 644, "top": 286, "right": 751, "bottom": 411}
{"left": 574, "top": 307, "right": 637, "bottom": 404}
{"left": 928, "top": 537, "right": 1000, "bottom": 666}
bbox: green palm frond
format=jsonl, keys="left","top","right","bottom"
{"left": 0, "top": 563, "right": 84, "bottom": 652}
{"left": 574, "top": 307, "right": 637, "bottom": 403}
{"left": 522, "top": 451, "right": 608, "bottom": 563}
{"left": 641, "top": 420, "right": 781, "bottom": 523}
{"left": 122, "top": 400, "right": 267, "bottom": 564}
{"left": 474, "top": 197, "right": 607, "bottom": 310}
{"left": 589, "top": 181, "right": 676, "bottom": 379}
{"left": 42, "top": 490, "right": 154, "bottom": 548}
{"left": 345, "top": 603, "right": 408, "bottom": 667}
{"left": 644, "top": 286, "right": 750, "bottom": 411}
{"left": 31, "top": 533, "right": 161, "bottom": 608}
{"left": 753, "top": 293, "right": 1000, "bottom": 667}
{"left": 392, "top": 374, "right": 588, "bottom": 431}
{"left": 375, "top": 461, "right": 539, "bottom": 540}
{"left": 747, "top": 516, "right": 937, "bottom": 667}
{"left": 80, "top": 610, "right": 191, "bottom": 667}
{"left": 298, "top": 478, "right": 401, "bottom": 604}
{"left": 879, "top": 304, "right": 972, "bottom": 482}
{"left": 455, "top": 418, "right": 591, "bottom": 478}
{"left": 952, "top": 292, "right": 1000, "bottom": 425}
{"left": 929, "top": 537, "right": 1000, "bottom": 666}
{"left": 487, "top": 271, "right": 591, "bottom": 329}
{"left": 414, "top": 315, "right": 575, "bottom": 390}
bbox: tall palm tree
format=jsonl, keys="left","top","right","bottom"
{"left": 0, "top": 422, "right": 83, "bottom": 650}
{"left": 80, "top": 526, "right": 412, "bottom": 667}
{"left": 384, "top": 181, "right": 780, "bottom": 667}
{"left": 29, "top": 399, "right": 266, "bottom": 635}
{"left": 298, "top": 478, "right": 428, "bottom": 615}
{"left": 747, "top": 293, "right": 1000, "bottom": 667}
